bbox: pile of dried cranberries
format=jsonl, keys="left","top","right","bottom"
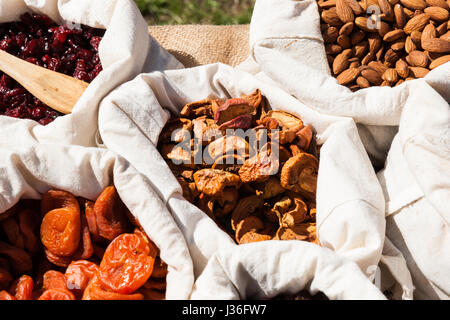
{"left": 0, "top": 13, "right": 104, "bottom": 125}
{"left": 158, "top": 90, "right": 320, "bottom": 246}
{"left": 0, "top": 187, "right": 167, "bottom": 300}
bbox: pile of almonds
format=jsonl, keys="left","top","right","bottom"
{"left": 318, "top": 0, "right": 450, "bottom": 90}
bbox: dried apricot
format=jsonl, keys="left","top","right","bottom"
{"left": 43, "top": 270, "right": 67, "bottom": 290}
{"left": 99, "top": 233, "right": 156, "bottom": 294}
{"left": 150, "top": 257, "right": 168, "bottom": 279}
{"left": 41, "top": 190, "right": 80, "bottom": 216}
{"left": 93, "top": 186, "right": 129, "bottom": 241}
{"left": 0, "top": 290, "right": 15, "bottom": 300}
{"left": 1, "top": 217, "right": 25, "bottom": 249}
{"left": 40, "top": 207, "right": 80, "bottom": 257}
{"left": 38, "top": 289, "right": 75, "bottom": 300}
{"left": 83, "top": 199, "right": 100, "bottom": 241}
{"left": 82, "top": 274, "right": 144, "bottom": 300}
{"left": 10, "top": 275, "right": 33, "bottom": 300}
{"left": 65, "top": 260, "right": 98, "bottom": 294}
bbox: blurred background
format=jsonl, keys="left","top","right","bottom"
{"left": 134, "top": 0, "right": 255, "bottom": 25}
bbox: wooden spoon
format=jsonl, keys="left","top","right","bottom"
{"left": 0, "top": 49, "right": 89, "bottom": 115}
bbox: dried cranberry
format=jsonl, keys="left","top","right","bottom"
{"left": 0, "top": 13, "right": 104, "bottom": 125}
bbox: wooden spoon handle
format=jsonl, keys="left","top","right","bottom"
{"left": 0, "top": 50, "right": 89, "bottom": 114}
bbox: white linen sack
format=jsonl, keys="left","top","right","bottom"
{"left": 245, "top": 0, "right": 450, "bottom": 166}
{"left": 0, "top": 0, "right": 182, "bottom": 148}
{"left": 190, "top": 241, "right": 386, "bottom": 300}
{"left": 377, "top": 82, "right": 450, "bottom": 300}
{"left": 0, "top": 143, "right": 194, "bottom": 299}
{"left": 97, "top": 63, "right": 385, "bottom": 279}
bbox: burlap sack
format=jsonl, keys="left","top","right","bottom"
{"left": 0, "top": 143, "right": 194, "bottom": 299}
{"left": 191, "top": 241, "right": 386, "bottom": 300}
{"left": 148, "top": 25, "right": 250, "bottom": 68}
{"left": 0, "top": 0, "right": 182, "bottom": 148}
{"left": 244, "top": 0, "right": 450, "bottom": 166}
{"left": 98, "top": 63, "right": 385, "bottom": 280}
{"left": 377, "top": 82, "right": 450, "bottom": 300}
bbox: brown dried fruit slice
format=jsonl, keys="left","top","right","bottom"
{"left": 238, "top": 153, "right": 279, "bottom": 183}
{"left": 192, "top": 116, "right": 221, "bottom": 145}
{"left": 261, "top": 177, "right": 285, "bottom": 200}
{"left": 239, "top": 231, "right": 272, "bottom": 244}
{"left": 18, "top": 209, "right": 40, "bottom": 255}
{"left": 280, "top": 153, "right": 319, "bottom": 200}
{"left": 231, "top": 195, "right": 264, "bottom": 230}
{"left": 1, "top": 217, "right": 25, "bottom": 249}
{"left": 264, "top": 196, "right": 292, "bottom": 223}
{"left": 211, "top": 154, "right": 245, "bottom": 172}
{"left": 193, "top": 169, "right": 240, "bottom": 197}
{"left": 160, "top": 118, "right": 192, "bottom": 144}
{"left": 93, "top": 186, "right": 129, "bottom": 241}
{"left": 235, "top": 216, "right": 264, "bottom": 243}
{"left": 214, "top": 98, "right": 256, "bottom": 125}
{"left": 280, "top": 198, "right": 308, "bottom": 228}
{"left": 296, "top": 125, "right": 313, "bottom": 151}
{"left": 0, "top": 241, "right": 33, "bottom": 274}
{"left": 215, "top": 188, "right": 239, "bottom": 217}
{"left": 180, "top": 99, "right": 219, "bottom": 118}
{"left": 241, "top": 89, "right": 263, "bottom": 109}
{"left": 40, "top": 207, "right": 80, "bottom": 257}
{"left": 206, "top": 135, "right": 249, "bottom": 162}
{"left": 275, "top": 223, "right": 319, "bottom": 244}
{"left": 160, "top": 143, "right": 196, "bottom": 168}
{"left": 261, "top": 111, "right": 304, "bottom": 144}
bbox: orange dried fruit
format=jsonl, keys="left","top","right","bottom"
{"left": 38, "top": 289, "right": 75, "bottom": 300}
{"left": 235, "top": 216, "right": 264, "bottom": 243}
{"left": 231, "top": 195, "right": 264, "bottom": 231}
{"left": 82, "top": 274, "right": 144, "bottom": 300}
{"left": 42, "top": 270, "right": 67, "bottom": 290}
{"left": 239, "top": 231, "right": 272, "bottom": 244}
{"left": 93, "top": 186, "right": 129, "bottom": 241}
{"left": 0, "top": 290, "right": 15, "bottom": 300}
{"left": 41, "top": 190, "right": 80, "bottom": 216}
{"left": 10, "top": 275, "right": 34, "bottom": 300}
{"left": 83, "top": 199, "right": 99, "bottom": 240}
{"left": 98, "top": 233, "right": 156, "bottom": 294}
{"left": 40, "top": 207, "right": 81, "bottom": 257}
{"left": 65, "top": 260, "right": 99, "bottom": 294}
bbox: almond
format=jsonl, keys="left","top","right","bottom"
{"left": 391, "top": 40, "right": 406, "bottom": 50}
{"left": 340, "top": 22, "right": 355, "bottom": 35}
{"left": 323, "top": 26, "right": 340, "bottom": 43}
{"left": 396, "top": 79, "right": 405, "bottom": 86}
{"left": 406, "top": 50, "right": 430, "bottom": 66}
{"left": 425, "top": 0, "right": 449, "bottom": 9}
{"left": 404, "top": 14, "right": 430, "bottom": 34}
{"left": 389, "top": 0, "right": 401, "bottom": 5}
{"left": 383, "top": 29, "right": 406, "bottom": 41}
{"left": 355, "top": 17, "right": 379, "bottom": 32}
{"left": 429, "top": 54, "right": 450, "bottom": 68}
{"left": 424, "top": 7, "right": 450, "bottom": 22}
{"left": 333, "top": 53, "right": 351, "bottom": 74}
{"left": 376, "top": 45, "right": 386, "bottom": 59}
{"left": 405, "top": 36, "right": 418, "bottom": 52}
{"left": 350, "top": 60, "right": 361, "bottom": 68}
{"left": 440, "top": 31, "right": 450, "bottom": 41}
{"left": 337, "top": 34, "right": 352, "bottom": 48}
{"left": 422, "top": 38, "right": 450, "bottom": 52}
{"left": 404, "top": 7, "right": 416, "bottom": 19}
{"left": 322, "top": 8, "right": 343, "bottom": 27}
{"left": 345, "top": 0, "right": 364, "bottom": 14}
{"left": 337, "top": 0, "right": 355, "bottom": 22}
{"left": 399, "top": 0, "right": 427, "bottom": 10}
{"left": 368, "top": 33, "right": 383, "bottom": 52}
{"left": 394, "top": 4, "right": 407, "bottom": 28}
{"left": 396, "top": 59, "right": 411, "bottom": 77}
{"left": 351, "top": 30, "right": 366, "bottom": 44}
{"left": 436, "top": 22, "right": 447, "bottom": 36}
{"left": 361, "top": 51, "right": 376, "bottom": 64}
{"left": 356, "top": 76, "right": 371, "bottom": 87}
{"left": 411, "top": 30, "right": 423, "bottom": 43}
{"left": 384, "top": 48, "right": 402, "bottom": 64}
{"left": 361, "top": 68, "right": 384, "bottom": 84}
{"left": 422, "top": 23, "right": 437, "bottom": 41}
{"left": 319, "top": 0, "right": 338, "bottom": 8}
{"left": 380, "top": 80, "right": 392, "bottom": 86}
{"left": 409, "top": 66, "right": 430, "bottom": 77}
{"left": 378, "top": 0, "right": 394, "bottom": 16}
{"left": 326, "top": 44, "right": 344, "bottom": 54}
{"left": 369, "top": 60, "right": 389, "bottom": 74}
{"left": 337, "top": 67, "right": 361, "bottom": 84}
{"left": 382, "top": 68, "right": 399, "bottom": 82}
{"left": 354, "top": 41, "right": 369, "bottom": 57}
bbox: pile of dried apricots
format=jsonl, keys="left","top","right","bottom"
{"left": 0, "top": 187, "right": 167, "bottom": 300}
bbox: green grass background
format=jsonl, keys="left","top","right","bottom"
{"left": 134, "top": 0, "right": 255, "bottom": 25}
